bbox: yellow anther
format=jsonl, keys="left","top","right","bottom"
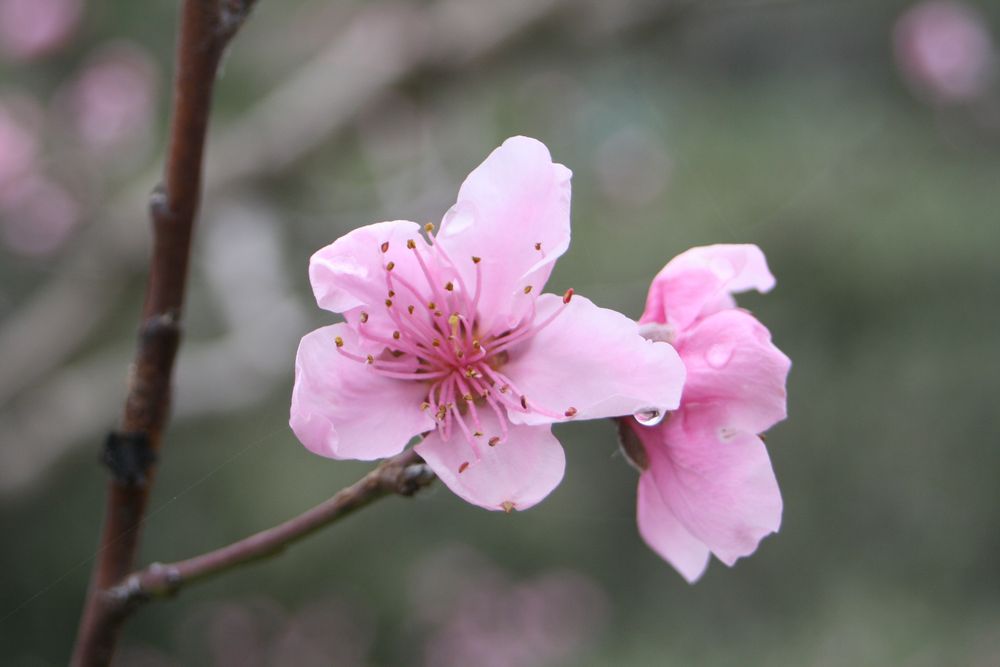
{"left": 365, "top": 354, "right": 374, "bottom": 364}
{"left": 386, "top": 261, "right": 395, "bottom": 271}
{"left": 428, "top": 301, "right": 437, "bottom": 310}
{"left": 385, "top": 298, "right": 393, "bottom": 307}
{"left": 523, "top": 285, "right": 533, "bottom": 294}
{"left": 406, "top": 239, "right": 417, "bottom": 249}
{"left": 501, "top": 501, "right": 515, "bottom": 513}
{"left": 420, "top": 401, "right": 431, "bottom": 411}
{"left": 334, "top": 336, "right": 344, "bottom": 347}
{"left": 424, "top": 222, "right": 435, "bottom": 233}
{"left": 463, "top": 394, "right": 474, "bottom": 402}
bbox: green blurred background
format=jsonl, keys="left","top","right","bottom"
{"left": 2, "top": 0, "right": 999, "bottom": 664}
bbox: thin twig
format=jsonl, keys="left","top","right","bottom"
{"left": 107, "top": 450, "right": 435, "bottom": 613}
{"left": 70, "top": 2, "right": 258, "bottom": 665}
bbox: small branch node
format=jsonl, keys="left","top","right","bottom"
{"left": 101, "top": 431, "right": 157, "bottom": 487}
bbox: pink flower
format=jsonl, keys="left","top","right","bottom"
{"left": 291, "top": 137, "right": 685, "bottom": 511}
{"left": 621, "top": 244, "right": 791, "bottom": 582}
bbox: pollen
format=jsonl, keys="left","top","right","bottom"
{"left": 564, "top": 407, "right": 578, "bottom": 417}
{"left": 387, "top": 289, "right": 395, "bottom": 297}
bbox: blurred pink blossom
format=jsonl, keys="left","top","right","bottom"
{"left": 413, "top": 546, "right": 608, "bottom": 667}
{"left": 0, "top": 174, "right": 80, "bottom": 256}
{"left": 64, "top": 42, "right": 159, "bottom": 157}
{"left": 894, "top": 1, "right": 997, "bottom": 104}
{"left": 0, "top": 0, "right": 82, "bottom": 61}
{"left": 0, "top": 96, "right": 41, "bottom": 188}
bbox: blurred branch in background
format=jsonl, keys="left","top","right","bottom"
{"left": 0, "top": 0, "right": 685, "bottom": 497}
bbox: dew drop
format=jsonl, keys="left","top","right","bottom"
{"left": 706, "top": 343, "right": 734, "bottom": 369}
{"left": 633, "top": 408, "right": 665, "bottom": 426}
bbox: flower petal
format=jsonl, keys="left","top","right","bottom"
{"left": 638, "top": 405, "right": 783, "bottom": 567}
{"left": 504, "top": 294, "right": 686, "bottom": 426}
{"left": 637, "top": 470, "right": 711, "bottom": 583}
{"left": 676, "top": 309, "right": 790, "bottom": 435}
{"left": 290, "top": 324, "right": 435, "bottom": 460}
{"left": 415, "top": 411, "right": 565, "bottom": 512}
{"left": 641, "top": 244, "right": 775, "bottom": 329}
{"left": 437, "top": 136, "right": 572, "bottom": 334}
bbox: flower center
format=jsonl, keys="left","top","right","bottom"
{"left": 333, "top": 224, "right": 574, "bottom": 454}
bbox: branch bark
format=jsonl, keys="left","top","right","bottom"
{"left": 107, "top": 450, "right": 434, "bottom": 613}
{"left": 71, "top": 2, "right": 258, "bottom": 665}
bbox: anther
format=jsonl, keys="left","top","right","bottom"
{"left": 365, "top": 354, "right": 375, "bottom": 364}
{"left": 385, "top": 298, "right": 393, "bottom": 307}
{"left": 563, "top": 288, "right": 574, "bottom": 304}
{"left": 406, "top": 239, "right": 417, "bottom": 250}
{"left": 463, "top": 394, "right": 474, "bottom": 402}
{"left": 472, "top": 340, "right": 481, "bottom": 350}
{"left": 500, "top": 385, "right": 509, "bottom": 393}
{"left": 334, "top": 336, "right": 344, "bottom": 347}
{"left": 360, "top": 312, "right": 369, "bottom": 323}
{"left": 520, "top": 396, "right": 528, "bottom": 409}
{"left": 534, "top": 242, "right": 542, "bottom": 251}
{"left": 420, "top": 402, "right": 431, "bottom": 410}
{"left": 501, "top": 501, "right": 515, "bottom": 513}
{"left": 488, "top": 437, "right": 500, "bottom": 447}
{"left": 564, "top": 407, "right": 578, "bottom": 417}
{"left": 432, "top": 338, "right": 441, "bottom": 347}
{"left": 380, "top": 241, "right": 389, "bottom": 253}
{"left": 386, "top": 261, "right": 395, "bottom": 271}
{"left": 392, "top": 331, "right": 401, "bottom": 340}
{"left": 459, "top": 461, "right": 470, "bottom": 474}
{"left": 387, "top": 290, "right": 395, "bottom": 297}
{"left": 445, "top": 282, "right": 454, "bottom": 291}
{"left": 428, "top": 301, "right": 437, "bottom": 310}
{"left": 523, "top": 285, "right": 533, "bottom": 294}
{"left": 407, "top": 305, "right": 415, "bottom": 314}
{"left": 472, "top": 256, "right": 481, "bottom": 264}
{"left": 473, "top": 431, "right": 483, "bottom": 437}
{"left": 424, "top": 222, "right": 435, "bottom": 233}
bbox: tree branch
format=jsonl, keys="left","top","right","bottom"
{"left": 107, "top": 449, "right": 435, "bottom": 613}
{"left": 71, "top": 2, "right": 258, "bottom": 665}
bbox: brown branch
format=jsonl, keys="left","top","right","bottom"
{"left": 71, "top": 2, "right": 258, "bottom": 666}
{"left": 107, "top": 450, "right": 435, "bottom": 613}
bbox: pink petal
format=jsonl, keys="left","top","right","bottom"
{"left": 641, "top": 244, "right": 775, "bottom": 329}
{"left": 676, "top": 309, "right": 790, "bottom": 435}
{"left": 309, "top": 220, "right": 428, "bottom": 333}
{"left": 437, "top": 136, "right": 572, "bottom": 334}
{"left": 637, "top": 405, "right": 783, "bottom": 567}
{"left": 290, "top": 324, "right": 435, "bottom": 460}
{"left": 636, "top": 470, "right": 711, "bottom": 582}
{"left": 415, "top": 411, "right": 565, "bottom": 512}
{"left": 504, "top": 294, "right": 686, "bottom": 426}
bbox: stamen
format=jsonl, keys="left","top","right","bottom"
{"left": 459, "top": 461, "right": 469, "bottom": 473}
{"left": 564, "top": 407, "right": 578, "bottom": 417}
{"left": 386, "top": 261, "right": 395, "bottom": 271}
{"left": 523, "top": 285, "right": 533, "bottom": 294}
{"left": 380, "top": 241, "right": 389, "bottom": 253}
{"left": 534, "top": 242, "right": 542, "bottom": 251}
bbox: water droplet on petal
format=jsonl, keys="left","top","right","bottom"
{"left": 633, "top": 408, "right": 665, "bottom": 426}
{"left": 706, "top": 343, "right": 734, "bottom": 369}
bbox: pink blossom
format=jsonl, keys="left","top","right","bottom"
{"left": 291, "top": 137, "right": 685, "bottom": 511}
{"left": 893, "top": 1, "right": 996, "bottom": 104}
{"left": 0, "top": 0, "right": 82, "bottom": 61}
{"left": 622, "top": 244, "right": 790, "bottom": 582}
